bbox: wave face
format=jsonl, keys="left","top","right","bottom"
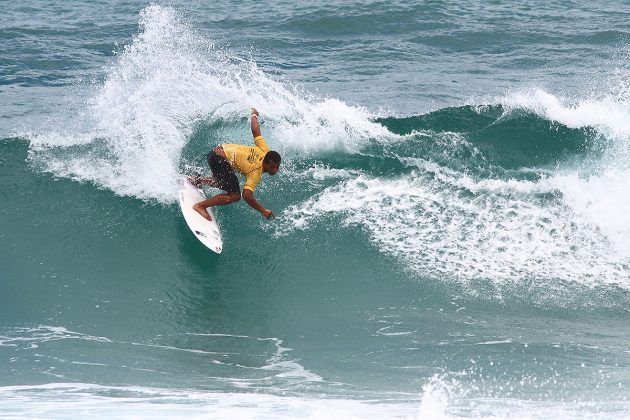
{"left": 4, "top": 3, "right": 630, "bottom": 419}
{"left": 25, "top": 6, "right": 630, "bottom": 286}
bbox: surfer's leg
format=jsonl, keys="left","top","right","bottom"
{"left": 193, "top": 192, "right": 241, "bottom": 221}
{"left": 194, "top": 150, "right": 241, "bottom": 220}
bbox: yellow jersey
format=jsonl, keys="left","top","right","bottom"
{"left": 221, "top": 136, "right": 269, "bottom": 192}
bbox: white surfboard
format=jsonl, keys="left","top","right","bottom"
{"left": 178, "top": 177, "right": 223, "bottom": 254}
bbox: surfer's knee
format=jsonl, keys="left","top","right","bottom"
{"left": 228, "top": 192, "right": 241, "bottom": 203}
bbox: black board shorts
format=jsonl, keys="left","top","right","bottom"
{"left": 208, "top": 151, "right": 240, "bottom": 194}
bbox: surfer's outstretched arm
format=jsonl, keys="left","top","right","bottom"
{"left": 251, "top": 107, "right": 261, "bottom": 139}
{"left": 242, "top": 188, "right": 274, "bottom": 220}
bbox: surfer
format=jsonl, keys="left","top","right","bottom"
{"left": 189, "top": 108, "right": 281, "bottom": 221}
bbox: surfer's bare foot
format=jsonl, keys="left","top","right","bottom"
{"left": 200, "top": 177, "right": 219, "bottom": 188}
{"left": 193, "top": 203, "right": 212, "bottom": 221}
{"left": 188, "top": 176, "right": 219, "bottom": 189}
{"left": 187, "top": 176, "right": 202, "bottom": 188}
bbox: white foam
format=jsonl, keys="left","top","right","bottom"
{"left": 1, "top": 378, "right": 629, "bottom": 419}
{"left": 0, "top": 383, "right": 416, "bottom": 420}
{"left": 274, "top": 166, "right": 629, "bottom": 286}
{"left": 419, "top": 375, "right": 458, "bottom": 420}
{"left": 499, "top": 89, "right": 630, "bottom": 258}
{"left": 300, "top": 163, "right": 361, "bottom": 183}
{"left": 548, "top": 170, "right": 630, "bottom": 256}
{"left": 0, "top": 325, "right": 111, "bottom": 348}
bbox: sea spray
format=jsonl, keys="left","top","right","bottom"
{"left": 26, "top": 5, "right": 389, "bottom": 203}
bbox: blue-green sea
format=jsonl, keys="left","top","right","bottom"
{"left": 2, "top": 1, "right": 630, "bottom": 418}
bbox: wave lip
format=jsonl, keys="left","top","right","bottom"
{"left": 502, "top": 89, "right": 630, "bottom": 141}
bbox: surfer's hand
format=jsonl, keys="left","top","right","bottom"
{"left": 262, "top": 209, "right": 274, "bottom": 220}
{"left": 251, "top": 107, "right": 259, "bottom": 117}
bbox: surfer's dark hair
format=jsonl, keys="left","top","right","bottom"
{"left": 264, "top": 151, "right": 281, "bottom": 164}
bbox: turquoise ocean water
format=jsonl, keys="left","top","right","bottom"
{"left": 2, "top": 1, "right": 630, "bottom": 418}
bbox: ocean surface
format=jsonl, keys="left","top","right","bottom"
{"left": 2, "top": 1, "right": 630, "bottom": 418}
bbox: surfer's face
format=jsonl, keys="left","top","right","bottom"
{"left": 264, "top": 160, "right": 280, "bottom": 175}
